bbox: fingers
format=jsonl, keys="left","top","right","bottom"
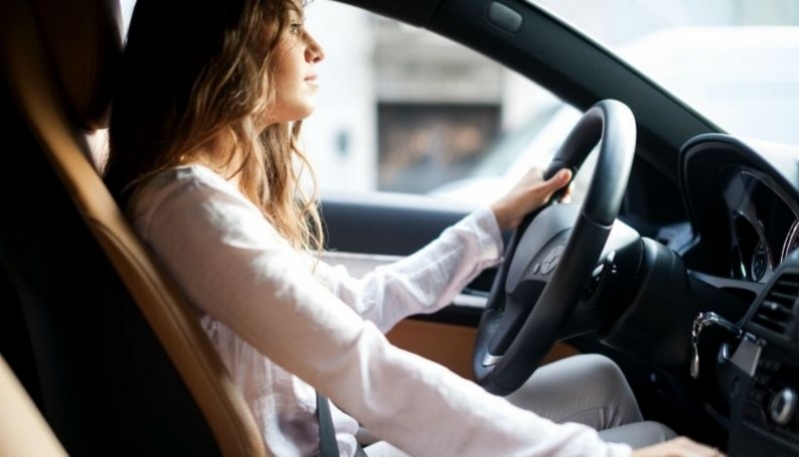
{"left": 673, "top": 437, "right": 726, "bottom": 456}
{"left": 540, "top": 168, "right": 572, "bottom": 202}
{"left": 547, "top": 168, "right": 572, "bottom": 188}
{"left": 631, "top": 437, "right": 726, "bottom": 457}
{"left": 556, "top": 168, "right": 572, "bottom": 182}
{"left": 489, "top": 167, "right": 572, "bottom": 231}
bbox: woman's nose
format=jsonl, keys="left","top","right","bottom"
{"left": 305, "top": 32, "right": 324, "bottom": 63}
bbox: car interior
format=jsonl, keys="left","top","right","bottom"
{"left": 0, "top": 0, "right": 264, "bottom": 455}
{"left": 0, "top": 354, "right": 68, "bottom": 457}
{"left": 2, "top": 0, "right": 799, "bottom": 456}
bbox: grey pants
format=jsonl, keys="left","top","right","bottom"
{"left": 505, "top": 353, "right": 677, "bottom": 448}
{"left": 363, "top": 353, "right": 676, "bottom": 456}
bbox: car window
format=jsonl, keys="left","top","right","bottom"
{"left": 118, "top": 1, "right": 799, "bottom": 209}
{"left": 535, "top": 0, "right": 799, "bottom": 146}
{"left": 118, "top": 0, "right": 585, "bottom": 206}
{"left": 303, "top": 1, "right": 799, "bottom": 208}
{"left": 301, "top": 1, "right": 574, "bottom": 205}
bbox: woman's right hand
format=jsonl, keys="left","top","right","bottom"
{"left": 489, "top": 167, "right": 572, "bottom": 231}
{"left": 631, "top": 437, "right": 725, "bottom": 457}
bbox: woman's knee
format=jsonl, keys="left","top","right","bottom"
{"left": 577, "top": 354, "right": 628, "bottom": 386}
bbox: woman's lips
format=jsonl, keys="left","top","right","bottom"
{"left": 305, "top": 75, "right": 319, "bottom": 89}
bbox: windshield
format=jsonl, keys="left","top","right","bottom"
{"left": 533, "top": 0, "right": 799, "bottom": 146}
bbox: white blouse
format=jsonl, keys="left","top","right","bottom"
{"left": 129, "top": 165, "right": 632, "bottom": 457}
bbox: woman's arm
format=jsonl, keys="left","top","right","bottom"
{"left": 312, "top": 206, "right": 502, "bottom": 332}
{"left": 131, "top": 168, "right": 631, "bottom": 457}
{"left": 313, "top": 167, "right": 573, "bottom": 331}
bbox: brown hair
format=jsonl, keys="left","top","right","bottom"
{"left": 105, "top": 0, "right": 323, "bottom": 250}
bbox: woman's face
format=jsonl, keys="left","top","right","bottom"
{"left": 267, "top": 7, "right": 324, "bottom": 124}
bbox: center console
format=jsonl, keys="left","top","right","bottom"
{"left": 717, "top": 256, "right": 799, "bottom": 456}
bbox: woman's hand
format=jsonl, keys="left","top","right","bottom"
{"left": 490, "top": 167, "right": 573, "bottom": 231}
{"left": 631, "top": 437, "right": 725, "bottom": 457}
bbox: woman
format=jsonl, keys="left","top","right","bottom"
{"left": 104, "top": 0, "right": 723, "bottom": 455}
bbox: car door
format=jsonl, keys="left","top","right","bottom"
{"left": 319, "top": 192, "right": 501, "bottom": 380}
{"left": 318, "top": 177, "right": 586, "bottom": 381}
{"left": 305, "top": 0, "right": 688, "bottom": 382}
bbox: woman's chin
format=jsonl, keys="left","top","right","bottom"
{"left": 263, "top": 105, "right": 316, "bottom": 126}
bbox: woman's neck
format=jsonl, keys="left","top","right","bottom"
{"left": 181, "top": 137, "right": 244, "bottom": 187}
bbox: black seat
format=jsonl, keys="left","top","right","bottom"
{"left": 0, "top": 1, "right": 265, "bottom": 455}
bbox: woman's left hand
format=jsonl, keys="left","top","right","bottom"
{"left": 490, "top": 167, "right": 573, "bottom": 231}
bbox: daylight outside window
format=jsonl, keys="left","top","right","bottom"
{"left": 119, "top": 0, "right": 799, "bottom": 206}
{"left": 308, "top": 0, "right": 799, "bottom": 205}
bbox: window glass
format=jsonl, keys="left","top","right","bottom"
{"left": 119, "top": 0, "right": 134, "bottom": 36}
{"left": 118, "top": 0, "right": 589, "bottom": 206}
{"left": 535, "top": 0, "right": 799, "bottom": 146}
{"left": 117, "top": 0, "right": 799, "bottom": 207}
{"left": 305, "top": 1, "right": 799, "bottom": 205}
{"left": 303, "top": 2, "right": 572, "bottom": 207}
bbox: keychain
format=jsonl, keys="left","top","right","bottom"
{"left": 690, "top": 311, "right": 742, "bottom": 379}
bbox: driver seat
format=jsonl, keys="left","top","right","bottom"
{"left": 0, "top": 354, "right": 68, "bottom": 457}
{"left": 0, "top": 0, "right": 265, "bottom": 455}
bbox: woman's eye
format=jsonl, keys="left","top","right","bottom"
{"left": 289, "top": 23, "right": 303, "bottom": 35}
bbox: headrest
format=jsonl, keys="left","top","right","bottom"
{"left": 29, "top": 0, "right": 123, "bottom": 130}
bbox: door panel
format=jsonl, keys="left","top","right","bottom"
{"left": 320, "top": 192, "right": 581, "bottom": 377}
{"left": 386, "top": 320, "right": 582, "bottom": 380}
{"left": 321, "top": 191, "right": 480, "bottom": 256}
{"left": 386, "top": 320, "right": 477, "bottom": 379}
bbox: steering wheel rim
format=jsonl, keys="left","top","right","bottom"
{"left": 473, "top": 99, "right": 637, "bottom": 395}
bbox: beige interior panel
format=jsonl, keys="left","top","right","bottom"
{"left": 0, "top": 357, "right": 67, "bottom": 457}
{"left": 387, "top": 319, "right": 581, "bottom": 381}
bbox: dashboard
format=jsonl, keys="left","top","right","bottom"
{"left": 723, "top": 169, "right": 799, "bottom": 283}
{"left": 679, "top": 134, "right": 799, "bottom": 287}
{"left": 678, "top": 133, "right": 799, "bottom": 456}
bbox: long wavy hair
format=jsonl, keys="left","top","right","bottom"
{"left": 104, "top": 0, "right": 323, "bottom": 251}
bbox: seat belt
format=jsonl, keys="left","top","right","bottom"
{"left": 317, "top": 392, "right": 368, "bottom": 457}
{"left": 317, "top": 392, "right": 339, "bottom": 456}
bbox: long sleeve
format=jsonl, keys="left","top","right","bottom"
{"left": 130, "top": 165, "right": 632, "bottom": 457}
{"left": 312, "top": 206, "right": 502, "bottom": 332}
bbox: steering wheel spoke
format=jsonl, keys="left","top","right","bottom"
{"left": 485, "top": 282, "right": 545, "bottom": 360}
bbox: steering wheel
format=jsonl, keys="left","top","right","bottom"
{"left": 473, "top": 99, "right": 637, "bottom": 396}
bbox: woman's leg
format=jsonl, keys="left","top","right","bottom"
{"left": 364, "top": 354, "right": 673, "bottom": 454}
{"left": 505, "top": 353, "right": 642, "bottom": 428}
{"left": 504, "top": 353, "right": 676, "bottom": 447}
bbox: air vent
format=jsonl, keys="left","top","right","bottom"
{"left": 752, "top": 273, "right": 799, "bottom": 334}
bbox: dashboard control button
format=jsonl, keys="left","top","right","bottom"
{"left": 769, "top": 388, "right": 797, "bottom": 426}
